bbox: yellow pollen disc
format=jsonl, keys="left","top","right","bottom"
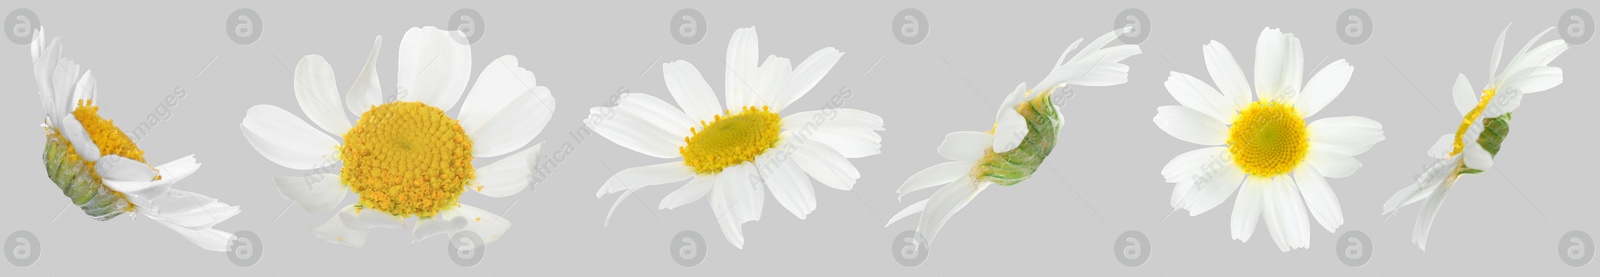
{"left": 1227, "top": 101, "right": 1309, "bottom": 177}
{"left": 340, "top": 101, "right": 474, "bottom": 218}
{"left": 679, "top": 106, "right": 781, "bottom": 175}
{"left": 1451, "top": 89, "right": 1497, "bottom": 156}
{"left": 63, "top": 100, "right": 150, "bottom": 211}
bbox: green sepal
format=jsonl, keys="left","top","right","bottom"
{"left": 979, "top": 89, "right": 1062, "bottom": 186}
{"left": 1476, "top": 113, "right": 1511, "bottom": 157}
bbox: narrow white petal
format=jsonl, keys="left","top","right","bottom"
{"left": 1153, "top": 105, "right": 1228, "bottom": 146}
{"left": 1231, "top": 180, "right": 1264, "bottom": 242}
{"left": 710, "top": 177, "right": 747, "bottom": 248}
{"left": 885, "top": 198, "right": 929, "bottom": 227}
{"left": 662, "top": 60, "right": 722, "bottom": 121}
{"left": 272, "top": 174, "right": 347, "bottom": 214}
{"left": 1488, "top": 25, "right": 1509, "bottom": 79}
{"left": 1182, "top": 165, "right": 1245, "bottom": 216}
{"left": 586, "top": 93, "right": 693, "bottom": 158}
{"left": 58, "top": 115, "right": 100, "bottom": 161}
{"left": 755, "top": 153, "right": 815, "bottom": 219}
{"left": 779, "top": 108, "right": 885, "bottom": 159}
{"left": 898, "top": 161, "right": 976, "bottom": 201}
{"left": 1504, "top": 66, "right": 1562, "bottom": 94}
{"left": 1164, "top": 71, "right": 1235, "bottom": 122}
{"left": 721, "top": 164, "right": 765, "bottom": 222}
{"left": 1426, "top": 134, "right": 1454, "bottom": 159}
{"left": 1308, "top": 116, "right": 1385, "bottom": 156}
{"left": 938, "top": 131, "right": 993, "bottom": 161}
{"left": 397, "top": 26, "right": 472, "bottom": 110}
{"left": 753, "top": 55, "right": 792, "bottom": 108}
{"left": 777, "top": 47, "right": 843, "bottom": 112}
{"left": 460, "top": 55, "right": 554, "bottom": 158}
{"left": 1203, "top": 40, "right": 1252, "bottom": 108}
{"left": 1307, "top": 148, "right": 1362, "bottom": 178}
{"left": 293, "top": 55, "right": 352, "bottom": 135}
{"left": 1294, "top": 166, "right": 1343, "bottom": 232}
{"left": 1253, "top": 27, "right": 1288, "bottom": 102}
{"left": 1413, "top": 184, "right": 1452, "bottom": 250}
{"left": 597, "top": 162, "right": 695, "bottom": 225}
{"left": 791, "top": 139, "right": 861, "bottom": 190}
{"left": 313, "top": 207, "right": 369, "bottom": 247}
{"left": 472, "top": 142, "right": 541, "bottom": 197}
{"left": 1463, "top": 142, "right": 1494, "bottom": 170}
{"left": 346, "top": 36, "right": 383, "bottom": 115}
{"left": 1162, "top": 147, "right": 1227, "bottom": 183}
{"left": 659, "top": 176, "right": 713, "bottom": 210}
{"left": 724, "top": 27, "right": 761, "bottom": 111}
{"left": 1261, "top": 176, "right": 1310, "bottom": 251}
{"left": 95, "top": 155, "right": 157, "bottom": 182}
{"left": 991, "top": 109, "right": 1028, "bottom": 153}
{"left": 146, "top": 213, "right": 235, "bottom": 252}
{"left": 916, "top": 178, "right": 988, "bottom": 244}
{"left": 1295, "top": 59, "right": 1353, "bottom": 117}
{"left": 70, "top": 70, "right": 97, "bottom": 109}
{"left": 1452, "top": 74, "right": 1477, "bottom": 117}
{"left": 240, "top": 105, "right": 340, "bottom": 170}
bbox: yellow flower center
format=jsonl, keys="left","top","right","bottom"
{"left": 340, "top": 101, "right": 473, "bottom": 218}
{"left": 62, "top": 100, "right": 149, "bottom": 212}
{"left": 1451, "top": 89, "right": 1496, "bottom": 156}
{"left": 1227, "top": 101, "right": 1308, "bottom": 176}
{"left": 680, "top": 106, "right": 782, "bottom": 175}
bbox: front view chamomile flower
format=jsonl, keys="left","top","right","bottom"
{"left": 1382, "top": 24, "right": 1568, "bottom": 250}
{"left": 1155, "top": 27, "right": 1383, "bottom": 252}
{"left": 241, "top": 27, "right": 554, "bottom": 247}
{"left": 591, "top": 27, "right": 883, "bottom": 249}
{"left": 28, "top": 29, "right": 240, "bottom": 251}
{"left": 885, "top": 29, "right": 1141, "bottom": 244}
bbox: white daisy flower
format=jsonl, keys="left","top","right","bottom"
{"left": 29, "top": 28, "right": 240, "bottom": 251}
{"left": 241, "top": 26, "right": 554, "bottom": 247}
{"left": 591, "top": 27, "right": 883, "bottom": 249}
{"left": 886, "top": 28, "right": 1142, "bottom": 244}
{"left": 1382, "top": 24, "right": 1567, "bottom": 250}
{"left": 1155, "top": 27, "right": 1384, "bottom": 252}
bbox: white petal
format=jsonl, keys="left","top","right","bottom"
{"left": 791, "top": 139, "right": 861, "bottom": 190}
{"left": 1034, "top": 29, "right": 1141, "bottom": 90}
{"left": 1384, "top": 156, "right": 1459, "bottom": 215}
{"left": 898, "top": 161, "right": 976, "bottom": 201}
{"left": 991, "top": 109, "right": 1028, "bottom": 153}
{"left": 1307, "top": 148, "right": 1362, "bottom": 178}
{"left": 147, "top": 216, "right": 235, "bottom": 252}
{"left": 460, "top": 55, "right": 554, "bottom": 158}
{"left": 586, "top": 93, "right": 693, "bottom": 158}
{"left": 1295, "top": 59, "right": 1353, "bottom": 117}
{"left": 1182, "top": 165, "right": 1245, "bottom": 216}
{"left": 1293, "top": 166, "right": 1342, "bottom": 232}
{"left": 472, "top": 142, "right": 540, "bottom": 197}
{"left": 724, "top": 27, "right": 761, "bottom": 111}
{"left": 338, "top": 206, "right": 406, "bottom": 230}
{"left": 346, "top": 36, "right": 383, "bottom": 115}
{"left": 1452, "top": 74, "right": 1477, "bottom": 117}
{"left": 58, "top": 115, "right": 100, "bottom": 161}
{"left": 1153, "top": 105, "right": 1228, "bottom": 146}
{"left": 272, "top": 174, "right": 347, "bottom": 214}
{"left": 95, "top": 155, "right": 156, "bottom": 181}
{"left": 397, "top": 26, "right": 472, "bottom": 110}
{"left": 597, "top": 162, "right": 695, "bottom": 226}
{"left": 1308, "top": 116, "right": 1385, "bottom": 156}
{"left": 240, "top": 105, "right": 341, "bottom": 170}
{"left": 755, "top": 153, "right": 815, "bottom": 219}
{"left": 1253, "top": 27, "right": 1290, "bottom": 102}
{"left": 659, "top": 176, "right": 712, "bottom": 210}
{"left": 780, "top": 108, "right": 885, "bottom": 159}
{"left": 937, "top": 131, "right": 993, "bottom": 161}
{"left": 998, "top": 82, "right": 1029, "bottom": 110}
{"left": 313, "top": 207, "right": 368, "bottom": 247}
{"left": 662, "top": 60, "right": 723, "bottom": 121}
{"left": 1489, "top": 25, "right": 1509, "bottom": 79}
{"left": 709, "top": 175, "right": 747, "bottom": 248}
{"left": 885, "top": 198, "right": 929, "bottom": 227}
{"left": 776, "top": 47, "right": 843, "bottom": 112}
{"left": 103, "top": 156, "right": 202, "bottom": 205}
{"left": 1261, "top": 176, "right": 1310, "bottom": 251}
{"left": 1231, "top": 181, "right": 1264, "bottom": 242}
{"left": 1463, "top": 142, "right": 1494, "bottom": 170}
{"left": 1426, "top": 133, "right": 1454, "bottom": 159}
{"left": 1203, "top": 40, "right": 1252, "bottom": 109}
{"left": 71, "top": 70, "right": 97, "bottom": 109}
{"left": 1504, "top": 66, "right": 1562, "bottom": 94}
{"left": 916, "top": 178, "right": 988, "bottom": 244}
{"left": 442, "top": 204, "right": 513, "bottom": 245}
{"left": 1162, "top": 147, "right": 1227, "bottom": 183}
{"left": 1497, "top": 31, "right": 1567, "bottom": 89}
{"left": 1164, "top": 71, "right": 1235, "bottom": 122}
{"left": 719, "top": 163, "right": 765, "bottom": 223}
{"left": 753, "top": 55, "right": 792, "bottom": 108}
{"left": 293, "top": 55, "right": 352, "bottom": 135}
{"left": 1413, "top": 184, "right": 1452, "bottom": 250}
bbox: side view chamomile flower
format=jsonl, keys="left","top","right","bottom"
{"left": 29, "top": 29, "right": 240, "bottom": 251}
{"left": 241, "top": 27, "right": 553, "bottom": 247}
{"left": 1156, "top": 27, "right": 1383, "bottom": 252}
{"left": 591, "top": 27, "right": 883, "bottom": 249}
{"left": 886, "top": 28, "right": 1141, "bottom": 244}
{"left": 1382, "top": 24, "right": 1568, "bottom": 250}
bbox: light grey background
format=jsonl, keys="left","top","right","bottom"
{"left": 2, "top": 0, "right": 1596, "bottom": 275}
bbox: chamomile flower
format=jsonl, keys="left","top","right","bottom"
{"left": 1382, "top": 24, "right": 1568, "bottom": 250}
{"left": 241, "top": 26, "right": 554, "bottom": 247}
{"left": 885, "top": 28, "right": 1141, "bottom": 244}
{"left": 591, "top": 27, "right": 883, "bottom": 249}
{"left": 29, "top": 29, "right": 240, "bottom": 251}
{"left": 1155, "top": 28, "right": 1383, "bottom": 252}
